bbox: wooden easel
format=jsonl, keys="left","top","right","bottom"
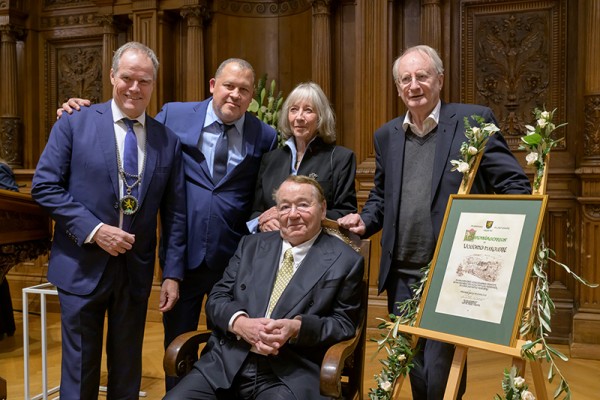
{"left": 392, "top": 151, "right": 550, "bottom": 400}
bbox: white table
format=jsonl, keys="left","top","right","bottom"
{"left": 22, "top": 282, "right": 59, "bottom": 400}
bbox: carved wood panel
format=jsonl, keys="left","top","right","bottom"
{"left": 461, "top": 0, "right": 567, "bottom": 150}
{"left": 45, "top": 40, "right": 103, "bottom": 140}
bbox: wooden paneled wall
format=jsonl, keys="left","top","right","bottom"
{"left": 1, "top": 0, "right": 598, "bottom": 356}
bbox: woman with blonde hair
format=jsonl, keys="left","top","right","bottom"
{"left": 249, "top": 82, "right": 357, "bottom": 232}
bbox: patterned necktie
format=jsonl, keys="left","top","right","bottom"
{"left": 213, "top": 122, "right": 232, "bottom": 183}
{"left": 122, "top": 118, "right": 138, "bottom": 231}
{"left": 266, "top": 249, "right": 295, "bottom": 318}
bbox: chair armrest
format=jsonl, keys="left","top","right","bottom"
{"left": 163, "top": 329, "right": 212, "bottom": 378}
{"left": 320, "top": 327, "right": 362, "bottom": 398}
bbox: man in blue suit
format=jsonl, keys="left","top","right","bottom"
{"left": 339, "top": 45, "right": 531, "bottom": 399}
{"left": 58, "top": 58, "right": 278, "bottom": 390}
{"left": 32, "top": 42, "right": 186, "bottom": 400}
{"left": 155, "top": 59, "right": 278, "bottom": 390}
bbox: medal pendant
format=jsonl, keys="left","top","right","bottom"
{"left": 120, "top": 195, "right": 139, "bottom": 215}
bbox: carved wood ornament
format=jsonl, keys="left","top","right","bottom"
{"left": 461, "top": 0, "right": 566, "bottom": 150}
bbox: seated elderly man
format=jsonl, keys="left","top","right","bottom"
{"left": 164, "top": 175, "right": 364, "bottom": 400}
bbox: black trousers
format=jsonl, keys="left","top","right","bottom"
{"left": 386, "top": 267, "right": 467, "bottom": 400}
{"left": 0, "top": 278, "right": 16, "bottom": 338}
{"left": 163, "top": 353, "right": 295, "bottom": 400}
{"left": 162, "top": 265, "right": 223, "bottom": 391}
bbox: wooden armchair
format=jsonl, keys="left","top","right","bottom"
{"left": 163, "top": 219, "right": 371, "bottom": 400}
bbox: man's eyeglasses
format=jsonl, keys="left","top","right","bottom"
{"left": 396, "top": 72, "right": 433, "bottom": 87}
{"left": 277, "top": 202, "right": 314, "bottom": 215}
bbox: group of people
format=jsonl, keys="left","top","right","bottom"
{"left": 31, "top": 41, "right": 530, "bottom": 400}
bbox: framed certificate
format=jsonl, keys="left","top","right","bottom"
{"left": 417, "top": 194, "right": 548, "bottom": 347}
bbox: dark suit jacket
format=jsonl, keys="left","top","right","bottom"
{"left": 32, "top": 101, "right": 186, "bottom": 298}
{"left": 0, "top": 163, "right": 18, "bottom": 192}
{"left": 360, "top": 103, "right": 531, "bottom": 293}
{"left": 251, "top": 137, "right": 357, "bottom": 221}
{"left": 155, "top": 99, "right": 277, "bottom": 271}
{"left": 196, "top": 231, "right": 364, "bottom": 399}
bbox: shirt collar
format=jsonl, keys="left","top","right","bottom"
{"left": 402, "top": 100, "right": 441, "bottom": 137}
{"left": 281, "top": 229, "right": 322, "bottom": 259}
{"left": 205, "top": 98, "right": 245, "bottom": 135}
{"left": 111, "top": 99, "right": 146, "bottom": 127}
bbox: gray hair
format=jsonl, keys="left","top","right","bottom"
{"left": 112, "top": 41, "right": 159, "bottom": 79}
{"left": 273, "top": 175, "right": 326, "bottom": 205}
{"left": 215, "top": 58, "right": 255, "bottom": 83}
{"left": 392, "top": 45, "right": 444, "bottom": 82}
{"left": 278, "top": 82, "right": 336, "bottom": 144}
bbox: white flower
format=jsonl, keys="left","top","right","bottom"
{"left": 467, "top": 146, "right": 478, "bottom": 155}
{"left": 526, "top": 152, "right": 538, "bottom": 166}
{"left": 380, "top": 381, "right": 392, "bottom": 392}
{"left": 521, "top": 390, "right": 535, "bottom": 400}
{"left": 537, "top": 118, "right": 547, "bottom": 129}
{"left": 540, "top": 111, "right": 550, "bottom": 119}
{"left": 525, "top": 125, "right": 536, "bottom": 135}
{"left": 482, "top": 123, "right": 500, "bottom": 134}
{"left": 398, "top": 354, "right": 406, "bottom": 362}
{"left": 456, "top": 161, "right": 470, "bottom": 173}
{"left": 470, "top": 126, "right": 481, "bottom": 139}
{"left": 514, "top": 376, "right": 526, "bottom": 388}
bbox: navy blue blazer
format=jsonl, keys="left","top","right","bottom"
{"left": 155, "top": 99, "right": 277, "bottom": 271}
{"left": 32, "top": 101, "right": 186, "bottom": 298}
{"left": 360, "top": 103, "right": 532, "bottom": 293}
{"left": 199, "top": 231, "right": 364, "bottom": 399}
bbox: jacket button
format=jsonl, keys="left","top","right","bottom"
{"left": 114, "top": 202, "right": 119, "bottom": 209}
{"left": 219, "top": 339, "right": 225, "bottom": 345}
{"left": 308, "top": 301, "right": 314, "bottom": 307}
{"left": 240, "top": 284, "right": 246, "bottom": 290}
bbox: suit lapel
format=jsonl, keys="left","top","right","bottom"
{"left": 250, "top": 237, "right": 283, "bottom": 316}
{"left": 241, "top": 112, "right": 258, "bottom": 162}
{"left": 390, "top": 120, "right": 406, "bottom": 229}
{"left": 194, "top": 102, "right": 214, "bottom": 182}
{"left": 176, "top": 100, "right": 213, "bottom": 183}
{"left": 97, "top": 102, "right": 120, "bottom": 198}
{"left": 220, "top": 112, "right": 260, "bottom": 186}
{"left": 432, "top": 103, "right": 459, "bottom": 196}
{"left": 137, "top": 117, "right": 159, "bottom": 208}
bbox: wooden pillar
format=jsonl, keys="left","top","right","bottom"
{"left": 96, "top": 15, "right": 119, "bottom": 102}
{"left": 181, "top": 4, "right": 209, "bottom": 101}
{"left": 310, "top": 0, "right": 332, "bottom": 98}
{"left": 420, "top": 0, "right": 442, "bottom": 54}
{"left": 354, "top": 0, "right": 393, "bottom": 329}
{"left": 572, "top": 0, "right": 600, "bottom": 359}
{"left": 0, "top": 25, "right": 23, "bottom": 168}
{"left": 131, "top": 1, "right": 160, "bottom": 116}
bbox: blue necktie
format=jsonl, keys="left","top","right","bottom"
{"left": 213, "top": 123, "right": 232, "bottom": 183}
{"left": 122, "top": 118, "right": 138, "bottom": 231}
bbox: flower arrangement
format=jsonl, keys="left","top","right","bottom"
{"left": 450, "top": 115, "right": 500, "bottom": 188}
{"left": 493, "top": 366, "right": 536, "bottom": 400}
{"left": 247, "top": 74, "right": 285, "bottom": 146}
{"left": 519, "top": 108, "right": 566, "bottom": 191}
